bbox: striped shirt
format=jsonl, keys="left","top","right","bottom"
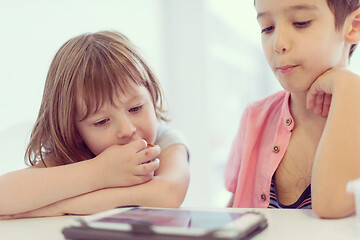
{"left": 268, "top": 172, "right": 312, "bottom": 209}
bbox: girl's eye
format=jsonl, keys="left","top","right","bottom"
{"left": 261, "top": 26, "right": 274, "bottom": 34}
{"left": 94, "top": 118, "right": 109, "bottom": 126}
{"left": 293, "top": 20, "right": 311, "bottom": 28}
{"left": 129, "top": 104, "right": 143, "bottom": 113}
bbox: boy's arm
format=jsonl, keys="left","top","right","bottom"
{"left": 1, "top": 144, "right": 189, "bottom": 219}
{"left": 307, "top": 68, "right": 360, "bottom": 218}
{"left": 0, "top": 140, "right": 159, "bottom": 215}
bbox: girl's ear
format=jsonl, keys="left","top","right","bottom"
{"left": 345, "top": 8, "right": 360, "bottom": 44}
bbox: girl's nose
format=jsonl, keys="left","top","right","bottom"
{"left": 116, "top": 117, "right": 136, "bottom": 139}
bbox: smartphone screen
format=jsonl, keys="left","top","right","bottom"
{"left": 94, "top": 208, "right": 247, "bottom": 230}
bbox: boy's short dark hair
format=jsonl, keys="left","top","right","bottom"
{"left": 254, "top": 0, "right": 360, "bottom": 58}
{"left": 327, "top": 0, "right": 359, "bottom": 58}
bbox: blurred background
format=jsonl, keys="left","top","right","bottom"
{"left": 1, "top": 0, "right": 359, "bottom": 208}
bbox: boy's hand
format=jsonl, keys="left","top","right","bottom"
{"left": 94, "top": 140, "right": 161, "bottom": 188}
{"left": 306, "top": 68, "right": 358, "bottom": 117}
{"left": 306, "top": 68, "right": 360, "bottom": 117}
{"left": 306, "top": 69, "right": 334, "bottom": 117}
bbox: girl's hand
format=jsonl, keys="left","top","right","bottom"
{"left": 94, "top": 140, "right": 161, "bottom": 188}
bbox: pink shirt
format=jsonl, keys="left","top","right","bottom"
{"left": 225, "top": 91, "right": 294, "bottom": 208}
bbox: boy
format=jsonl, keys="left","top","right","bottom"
{"left": 226, "top": 0, "right": 360, "bottom": 218}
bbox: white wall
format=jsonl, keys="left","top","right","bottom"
{"left": 161, "top": 0, "right": 279, "bottom": 207}
{"left": 1, "top": 0, "right": 359, "bottom": 208}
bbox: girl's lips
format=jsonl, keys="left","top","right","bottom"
{"left": 277, "top": 65, "right": 298, "bottom": 74}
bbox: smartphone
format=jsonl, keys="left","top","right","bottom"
{"left": 63, "top": 207, "right": 267, "bottom": 240}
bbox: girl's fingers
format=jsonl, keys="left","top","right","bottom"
{"left": 136, "top": 145, "right": 160, "bottom": 165}
{"left": 129, "top": 139, "right": 148, "bottom": 153}
{"left": 135, "top": 158, "right": 160, "bottom": 175}
{"left": 130, "top": 139, "right": 159, "bottom": 154}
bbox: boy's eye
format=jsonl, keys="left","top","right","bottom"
{"left": 261, "top": 26, "right": 274, "bottom": 34}
{"left": 293, "top": 20, "right": 311, "bottom": 28}
{"left": 94, "top": 118, "right": 109, "bottom": 126}
{"left": 129, "top": 104, "right": 143, "bottom": 113}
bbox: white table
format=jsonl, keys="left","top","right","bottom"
{"left": 250, "top": 208, "right": 359, "bottom": 240}
{"left": 0, "top": 208, "right": 359, "bottom": 240}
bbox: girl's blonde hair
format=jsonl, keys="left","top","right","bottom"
{"left": 25, "top": 31, "right": 167, "bottom": 166}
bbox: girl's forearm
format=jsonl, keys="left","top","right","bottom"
{"left": 6, "top": 145, "right": 189, "bottom": 218}
{"left": 312, "top": 75, "right": 360, "bottom": 218}
{"left": 59, "top": 145, "right": 189, "bottom": 215}
{"left": 0, "top": 144, "right": 189, "bottom": 218}
{"left": 3, "top": 175, "right": 189, "bottom": 219}
{"left": 66, "top": 176, "right": 188, "bottom": 215}
{"left": 0, "top": 159, "right": 104, "bottom": 215}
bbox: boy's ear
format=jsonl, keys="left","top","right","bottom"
{"left": 345, "top": 8, "right": 360, "bottom": 44}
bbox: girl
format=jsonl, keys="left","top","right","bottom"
{"left": 0, "top": 31, "right": 190, "bottom": 219}
{"left": 225, "top": 0, "right": 360, "bottom": 219}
